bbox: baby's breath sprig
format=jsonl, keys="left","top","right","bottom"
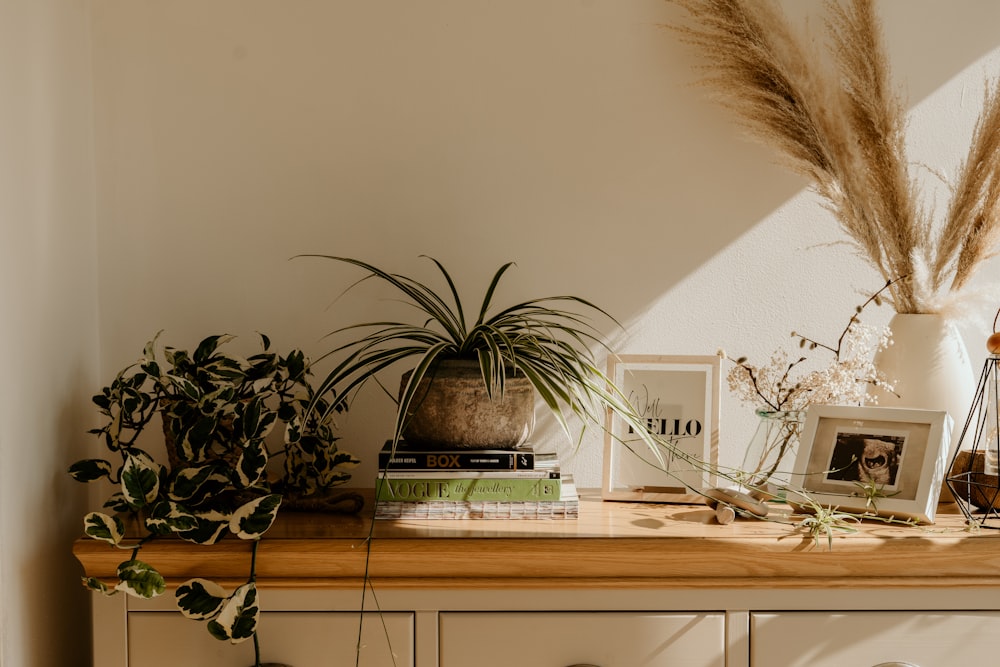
{"left": 721, "top": 279, "right": 900, "bottom": 413}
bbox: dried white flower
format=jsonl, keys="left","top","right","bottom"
{"left": 727, "top": 322, "right": 893, "bottom": 412}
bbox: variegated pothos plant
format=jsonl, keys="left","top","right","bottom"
{"left": 70, "top": 333, "right": 359, "bottom": 657}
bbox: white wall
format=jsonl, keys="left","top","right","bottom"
{"left": 2, "top": 1, "right": 995, "bottom": 664}
{"left": 0, "top": 1, "right": 99, "bottom": 665}
{"left": 86, "top": 0, "right": 1000, "bottom": 490}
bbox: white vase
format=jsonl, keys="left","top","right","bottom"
{"left": 872, "top": 313, "right": 975, "bottom": 501}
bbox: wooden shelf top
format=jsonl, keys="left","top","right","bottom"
{"left": 73, "top": 490, "right": 1000, "bottom": 590}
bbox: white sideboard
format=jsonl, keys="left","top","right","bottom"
{"left": 75, "top": 490, "right": 1000, "bottom": 667}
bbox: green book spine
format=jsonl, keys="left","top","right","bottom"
{"left": 375, "top": 476, "right": 562, "bottom": 502}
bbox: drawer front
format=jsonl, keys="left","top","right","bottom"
{"left": 440, "top": 611, "right": 726, "bottom": 667}
{"left": 752, "top": 611, "right": 1000, "bottom": 667}
{"left": 128, "top": 611, "right": 413, "bottom": 666}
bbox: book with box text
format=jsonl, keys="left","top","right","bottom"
{"left": 377, "top": 440, "right": 542, "bottom": 471}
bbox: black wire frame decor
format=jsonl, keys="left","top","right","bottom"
{"left": 947, "top": 355, "right": 1000, "bottom": 528}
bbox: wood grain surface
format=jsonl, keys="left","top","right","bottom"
{"left": 73, "top": 490, "right": 1000, "bottom": 589}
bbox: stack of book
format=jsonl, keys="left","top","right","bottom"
{"left": 373, "top": 441, "right": 578, "bottom": 520}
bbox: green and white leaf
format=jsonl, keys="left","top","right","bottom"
{"left": 177, "top": 509, "right": 231, "bottom": 545}
{"left": 164, "top": 374, "right": 201, "bottom": 401}
{"left": 82, "top": 576, "right": 116, "bottom": 596}
{"left": 198, "top": 385, "right": 237, "bottom": 417}
{"left": 144, "top": 500, "right": 199, "bottom": 535}
{"left": 250, "top": 376, "right": 274, "bottom": 396}
{"left": 206, "top": 583, "right": 259, "bottom": 644}
{"left": 84, "top": 512, "right": 126, "bottom": 547}
{"left": 115, "top": 559, "right": 166, "bottom": 599}
{"left": 284, "top": 414, "right": 304, "bottom": 445}
{"left": 329, "top": 450, "right": 361, "bottom": 468}
{"left": 229, "top": 494, "right": 281, "bottom": 540}
{"left": 106, "top": 406, "right": 123, "bottom": 449}
{"left": 173, "top": 415, "right": 218, "bottom": 463}
{"left": 142, "top": 331, "right": 163, "bottom": 365}
{"left": 68, "top": 458, "right": 114, "bottom": 483}
{"left": 120, "top": 453, "right": 161, "bottom": 508}
{"left": 176, "top": 578, "right": 228, "bottom": 620}
{"left": 169, "top": 465, "right": 231, "bottom": 503}
{"left": 194, "top": 334, "right": 236, "bottom": 364}
{"left": 102, "top": 492, "right": 131, "bottom": 513}
{"left": 203, "top": 355, "right": 249, "bottom": 383}
{"left": 239, "top": 397, "right": 277, "bottom": 441}
{"left": 235, "top": 440, "right": 268, "bottom": 488}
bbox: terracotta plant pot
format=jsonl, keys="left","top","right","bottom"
{"left": 399, "top": 359, "right": 535, "bottom": 449}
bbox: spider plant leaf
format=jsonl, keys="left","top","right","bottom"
{"left": 309, "top": 344, "right": 440, "bottom": 420}
{"left": 513, "top": 361, "right": 575, "bottom": 440}
{"left": 300, "top": 255, "right": 465, "bottom": 342}
{"left": 424, "top": 255, "right": 468, "bottom": 333}
{"left": 393, "top": 342, "right": 454, "bottom": 442}
{"left": 475, "top": 261, "right": 516, "bottom": 326}
{"left": 299, "top": 256, "right": 682, "bottom": 465}
{"left": 475, "top": 347, "right": 504, "bottom": 399}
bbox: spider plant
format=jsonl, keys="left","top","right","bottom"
{"left": 299, "top": 255, "right": 667, "bottom": 460}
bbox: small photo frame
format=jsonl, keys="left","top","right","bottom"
{"left": 789, "top": 405, "right": 953, "bottom": 523}
{"left": 602, "top": 354, "right": 720, "bottom": 503}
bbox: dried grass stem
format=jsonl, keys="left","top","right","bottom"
{"left": 671, "top": 0, "right": 1000, "bottom": 313}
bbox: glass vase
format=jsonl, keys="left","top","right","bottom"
{"left": 741, "top": 409, "right": 805, "bottom": 494}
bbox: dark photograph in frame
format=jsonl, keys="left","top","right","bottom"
{"left": 790, "top": 405, "right": 952, "bottom": 523}
{"left": 823, "top": 429, "right": 908, "bottom": 489}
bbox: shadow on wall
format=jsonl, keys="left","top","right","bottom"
{"left": 92, "top": 1, "right": 1000, "bottom": 353}
{"left": 539, "top": 0, "right": 1000, "bottom": 325}
{"left": 89, "top": 1, "right": 1000, "bottom": 485}
{"left": 292, "top": 1, "right": 1000, "bottom": 338}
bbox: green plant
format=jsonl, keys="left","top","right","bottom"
{"left": 852, "top": 478, "right": 900, "bottom": 513}
{"left": 300, "top": 256, "right": 698, "bottom": 667}
{"left": 69, "top": 332, "right": 360, "bottom": 665}
{"left": 300, "top": 255, "right": 668, "bottom": 457}
{"left": 795, "top": 503, "right": 861, "bottom": 550}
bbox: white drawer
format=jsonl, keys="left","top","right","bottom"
{"left": 128, "top": 611, "right": 413, "bottom": 666}
{"left": 751, "top": 611, "right": 1000, "bottom": 667}
{"left": 440, "top": 611, "right": 726, "bottom": 667}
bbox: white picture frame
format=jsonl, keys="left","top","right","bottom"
{"left": 789, "top": 405, "right": 953, "bottom": 524}
{"left": 602, "top": 354, "right": 720, "bottom": 503}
